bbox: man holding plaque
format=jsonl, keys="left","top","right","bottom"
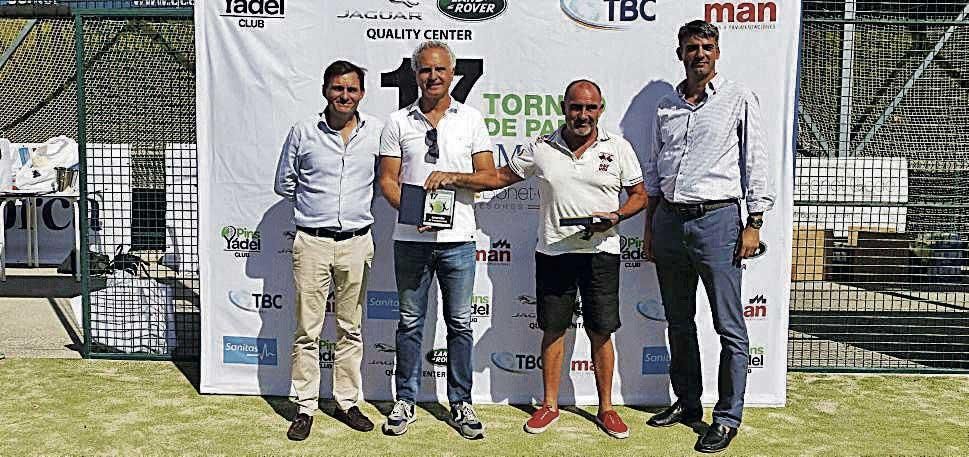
{"left": 275, "top": 60, "right": 381, "bottom": 440}
{"left": 377, "top": 40, "right": 495, "bottom": 440}
{"left": 424, "top": 80, "right": 647, "bottom": 439}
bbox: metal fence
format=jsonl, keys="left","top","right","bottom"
{"left": 792, "top": 0, "right": 969, "bottom": 372}
{"left": 0, "top": 2, "right": 198, "bottom": 360}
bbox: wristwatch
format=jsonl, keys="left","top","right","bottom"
{"left": 746, "top": 215, "right": 764, "bottom": 229}
{"left": 611, "top": 211, "right": 626, "bottom": 223}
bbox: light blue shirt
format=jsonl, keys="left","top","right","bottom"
{"left": 647, "top": 74, "right": 775, "bottom": 214}
{"left": 274, "top": 111, "right": 383, "bottom": 231}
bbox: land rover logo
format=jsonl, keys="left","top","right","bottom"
{"left": 437, "top": 0, "right": 507, "bottom": 22}
{"left": 425, "top": 348, "right": 448, "bottom": 366}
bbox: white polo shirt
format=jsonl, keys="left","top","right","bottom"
{"left": 509, "top": 126, "right": 644, "bottom": 255}
{"left": 379, "top": 98, "right": 493, "bottom": 242}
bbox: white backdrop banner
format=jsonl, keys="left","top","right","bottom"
{"left": 198, "top": 0, "right": 798, "bottom": 406}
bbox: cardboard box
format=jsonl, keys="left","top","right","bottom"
{"left": 791, "top": 226, "right": 833, "bottom": 281}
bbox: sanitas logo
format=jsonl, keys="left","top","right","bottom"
{"left": 425, "top": 348, "right": 448, "bottom": 366}
{"left": 228, "top": 289, "right": 283, "bottom": 313}
{"left": 367, "top": 291, "right": 400, "bottom": 320}
{"left": 221, "top": 225, "right": 261, "bottom": 257}
{"left": 620, "top": 235, "right": 648, "bottom": 268}
{"left": 635, "top": 298, "right": 666, "bottom": 321}
{"left": 560, "top": 0, "right": 656, "bottom": 30}
{"left": 642, "top": 346, "right": 671, "bottom": 375}
{"left": 220, "top": 0, "right": 285, "bottom": 29}
{"left": 223, "top": 336, "right": 277, "bottom": 365}
{"left": 476, "top": 239, "right": 512, "bottom": 263}
{"left": 745, "top": 295, "right": 767, "bottom": 319}
{"left": 471, "top": 294, "right": 491, "bottom": 322}
{"left": 437, "top": 0, "right": 506, "bottom": 22}
{"left": 748, "top": 345, "right": 766, "bottom": 372}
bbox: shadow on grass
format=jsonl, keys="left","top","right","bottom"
{"left": 173, "top": 361, "right": 201, "bottom": 392}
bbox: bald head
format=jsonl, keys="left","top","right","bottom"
{"left": 564, "top": 79, "right": 603, "bottom": 103}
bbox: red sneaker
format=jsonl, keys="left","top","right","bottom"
{"left": 596, "top": 410, "right": 629, "bottom": 439}
{"left": 524, "top": 405, "right": 560, "bottom": 434}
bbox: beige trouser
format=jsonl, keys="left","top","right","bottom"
{"left": 291, "top": 230, "right": 373, "bottom": 414}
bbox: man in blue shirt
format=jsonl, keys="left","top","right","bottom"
{"left": 644, "top": 20, "right": 774, "bottom": 453}
{"left": 275, "top": 60, "right": 383, "bottom": 440}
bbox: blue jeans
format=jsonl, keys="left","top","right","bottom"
{"left": 393, "top": 241, "right": 476, "bottom": 404}
{"left": 652, "top": 201, "right": 748, "bottom": 428}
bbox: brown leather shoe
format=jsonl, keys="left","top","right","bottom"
{"left": 333, "top": 406, "right": 374, "bottom": 432}
{"left": 287, "top": 413, "right": 313, "bottom": 441}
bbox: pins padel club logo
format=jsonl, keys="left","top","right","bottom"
{"left": 221, "top": 0, "right": 286, "bottom": 29}
{"left": 221, "top": 225, "right": 261, "bottom": 257}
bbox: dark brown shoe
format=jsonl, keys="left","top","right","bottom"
{"left": 334, "top": 406, "right": 374, "bottom": 432}
{"left": 287, "top": 413, "right": 313, "bottom": 441}
{"left": 647, "top": 402, "right": 702, "bottom": 427}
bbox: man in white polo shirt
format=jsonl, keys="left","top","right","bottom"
{"left": 377, "top": 40, "right": 495, "bottom": 440}
{"left": 425, "top": 80, "right": 647, "bottom": 439}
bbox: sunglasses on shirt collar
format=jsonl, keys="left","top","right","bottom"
{"left": 425, "top": 128, "right": 439, "bottom": 159}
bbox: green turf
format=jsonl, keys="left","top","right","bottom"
{"left": 0, "top": 358, "right": 966, "bottom": 456}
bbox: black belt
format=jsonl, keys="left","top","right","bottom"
{"left": 664, "top": 199, "right": 737, "bottom": 218}
{"left": 297, "top": 225, "right": 370, "bottom": 241}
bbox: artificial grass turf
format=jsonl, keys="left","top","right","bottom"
{"left": 0, "top": 358, "right": 966, "bottom": 456}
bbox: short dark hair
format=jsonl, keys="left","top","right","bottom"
{"left": 322, "top": 60, "right": 366, "bottom": 91}
{"left": 677, "top": 20, "right": 719, "bottom": 46}
{"left": 564, "top": 79, "right": 603, "bottom": 101}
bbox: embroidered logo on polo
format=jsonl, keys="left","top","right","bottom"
{"left": 598, "top": 151, "right": 614, "bottom": 172}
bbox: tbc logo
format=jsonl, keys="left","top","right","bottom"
{"left": 476, "top": 240, "right": 512, "bottom": 264}
{"left": 425, "top": 348, "right": 448, "bottom": 366}
{"left": 705, "top": 2, "right": 777, "bottom": 23}
{"left": 560, "top": 0, "right": 656, "bottom": 30}
{"left": 642, "top": 346, "right": 671, "bottom": 375}
{"left": 221, "top": 0, "right": 286, "bottom": 29}
{"left": 491, "top": 352, "right": 540, "bottom": 373}
{"left": 221, "top": 225, "right": 261, "bottom": 257}
{"left": 367, "top": 291, "right": 400, "bottom": 320}
{"left": 745, "top": 295, "right": 767, "bottom": 319}
{"left": 748, "top": 345, "right": 766, "bottom": 372}
{"left": 223, "top": 336, "right": 277, "bottom": 365}
{"left": 228, "top": 289, "right": 283, "bottom": 312}
{"left": 635, "top": 298, "right": 666, "bottom": 321}
{"left": 437, "top": 0, "right": 507, "bottom": 22}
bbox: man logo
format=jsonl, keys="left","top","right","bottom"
{"left": 561, "top": 0, "right": 656, "bottom": 30}
{"left": 476, "top": 239, "right": 512, "bottom": 263}
{"left": 425, "top": 348, "right": 448, "bottom": 366}
{"left": 437, "top": 0, "right": 507, "bottom": 22}
{"left": 745, "top": 295, "right": 767, "bottom": 319}
{"left": 635, "top": 298, "right": 666, "bottom": 321}
{"left": 705, "top": 1, "right": 777, "bottom": 23}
